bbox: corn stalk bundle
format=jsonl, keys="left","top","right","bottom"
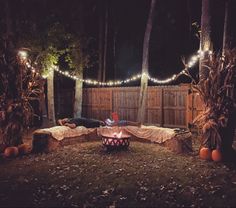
{"left": 193, "top": 49, "right": 236, "bottom": 149}
{"left": 0, "top": 49, "right": 44, "bottom": 147}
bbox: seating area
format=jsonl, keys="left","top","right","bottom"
{"left": 32, "top": 125, "right": 192, "bottom": 153}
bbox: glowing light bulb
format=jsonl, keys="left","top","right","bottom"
{"left": 191, "top": 56, "right": 198, "bottom": 61}
{"left": 199, "top": 51, "right": 204, "bottom": 56}
{"left": 18, "top": 50, "right": 28, "bottom": 59}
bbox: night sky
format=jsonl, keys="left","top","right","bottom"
{"left": 0, "top": 0, "right": 233, "bottom": 85}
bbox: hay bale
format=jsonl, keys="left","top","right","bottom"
{"left": 164, "top": 132, "right": 192, "bottom": 153}
{"left": 32, "top": 130, "right": 59, "bottom": 153}
{"left": 32, "top": 128, "right": 100, "bottom": 153}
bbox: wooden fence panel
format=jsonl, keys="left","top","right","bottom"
{"left": 112, "top": 87, "right": 139, "bottom": 121}
{"left": 146, "top": 87, "right": 162, "bottom": 125}
{"left": 187, "top": 90, "right": 205, "bottom": 126}
{"left": 82, "top": 88, "right": 112, "bottom": 120}
{"left": 192, "top": 91, "right": 204, "bottom": 120}
{"left": 163, "top": 86, "right": 189, "bottom": 128}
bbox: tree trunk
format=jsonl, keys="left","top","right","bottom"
{"left": 73, "top": 69, "right": 83, "bottom": 118}
{"left": 55, "top": 74, "right": 61, "bottom": 118}
{"left": 187, "top": 0, "right": 192, "bottom": 43}
{"left": 199, "top": 0, "right": 213, "bottom": 83}
{"left": 222, "top": 0, "right": 229, "bottom": 55}
{"left": 98, "top": 3, "right": 104, "bottom": 82}
{"left": 102, "top": 2, "right": 109, "bottom": 82}
{"left": 221, "top": 0, "right": 236, "bottom": 160}
{"left": 47, "top": 70, "right": 56, "bottom": 125}
{"left": 5, "top": 0, "right": 12, "bottom": 40}
{"left": 73, "top": 1, "right": 84, "bottom": 118}
{"left": 113, "top": 29, "right": 118, "bottom": 79}
{"left": 41, "top": 83, "right": 49, "bottom": 128}
{"left": 137, "top": 0, "right": 156, "bottom": 124}
{"left": 222, "top": 0, "right": 236, "bottom": 53}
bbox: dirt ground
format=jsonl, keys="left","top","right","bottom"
{"left": 0, "top": 131, "right": 236, "bottom": 207}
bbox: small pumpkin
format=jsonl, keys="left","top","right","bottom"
{"left": 212, "top": 149, "right": 222, "bottom": 162}
{"left": 18, "top": 144, "right": 31, "bottom": 155}
{"left": 199, "top": 147, "right": 212, "bottom": 160}
{"left": 4, "top": 146, "right": 19, "bottom": 158}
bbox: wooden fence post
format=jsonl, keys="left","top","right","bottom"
{"left": 186, "top": 86, "right": 193, "bottom": 128}
{"left": 110, "top": 88, "right": 113, "bottom": 114}
{"left": 160, "top": 88, "right": 164, "bottom": 127}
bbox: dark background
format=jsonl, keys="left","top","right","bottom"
{"left": 0, "top": 0, "right": 234, "bottom": 86}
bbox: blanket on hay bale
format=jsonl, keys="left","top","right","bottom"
{"left": 32, "top": 126, "right": 97, "bottom": 152}
{"left": 32, "top": 125, "right": 192, "bottom": 153}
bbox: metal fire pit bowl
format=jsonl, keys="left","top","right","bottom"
{"left": 101, "top": 133, "right": 130, "bottom": 151}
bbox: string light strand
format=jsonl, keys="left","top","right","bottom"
{"left": 21, "top": 49, "right": 213, "bottom": 86}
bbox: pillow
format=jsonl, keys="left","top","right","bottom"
{"left": 111, "top": 112, "right": 119, "bottom": 122}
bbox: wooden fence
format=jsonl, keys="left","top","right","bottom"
{"left": 80, "top": 84, "right": 204, "bottom": 128}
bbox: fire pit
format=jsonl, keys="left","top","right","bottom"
{"left": 101, "top": 131, "right": 130, "bottom": 150}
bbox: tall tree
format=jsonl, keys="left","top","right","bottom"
{"left": 98, "top": 3, "right": 105, "bottom": 82}
{"left": 222, "top": 0, "right": 236, "bottom": 53}
{"left": 102, "top": 1, "right": 109, "bottom": 82}
{"left": 47, "top": 70, "right": 56, "bottom": 124}
{"left": 221, "top": 0, "right": 236, "bottom": 160}
{"left": 36, "top": 26, "right": 66, "bottom": 126}
{"left": 73, "top": 1, "right": 85, "bottom": 118}
{"left": 199, "top": 0, "right": 213, "bottom": 83}
{"left": 222, "top": 0, "right": 229, "bottom": 54}
{"left": 137, "top": 0, "right": 157, "bottom": 123}
{"left": 97, "top": 0, "right": 115, "bottom": 82}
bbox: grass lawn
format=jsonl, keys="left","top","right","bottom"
{"left": 0, "top": 138, "right": 236, "bottom": 207}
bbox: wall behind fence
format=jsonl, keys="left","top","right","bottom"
{"left": 81, "top": 84, "right": 204, "bottom": 128}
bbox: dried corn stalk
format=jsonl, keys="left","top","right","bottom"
{"left": 193, "top": 49, "right": 236, "bottom": 149}
{"left": 0, "top": 49, "right": 44, "bottom": 146}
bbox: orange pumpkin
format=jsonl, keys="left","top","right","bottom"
{"left": 212, "top": 149, "right": 222, "bottom": 162}
{"left": 199, "top": 147, "right": 212, "bottom": 160}
{"left": 18, "top": 144, "right": 31, "bottom": 155}
{"left": 4, "top": 146, "right": 19, "bottom": 157}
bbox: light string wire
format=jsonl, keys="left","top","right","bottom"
{"left": 21, "top": 49, "right": 213, "bottom": 86}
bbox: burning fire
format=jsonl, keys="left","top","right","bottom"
{"left": 113, "top": 131, "right": 122, "bottom": 138}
